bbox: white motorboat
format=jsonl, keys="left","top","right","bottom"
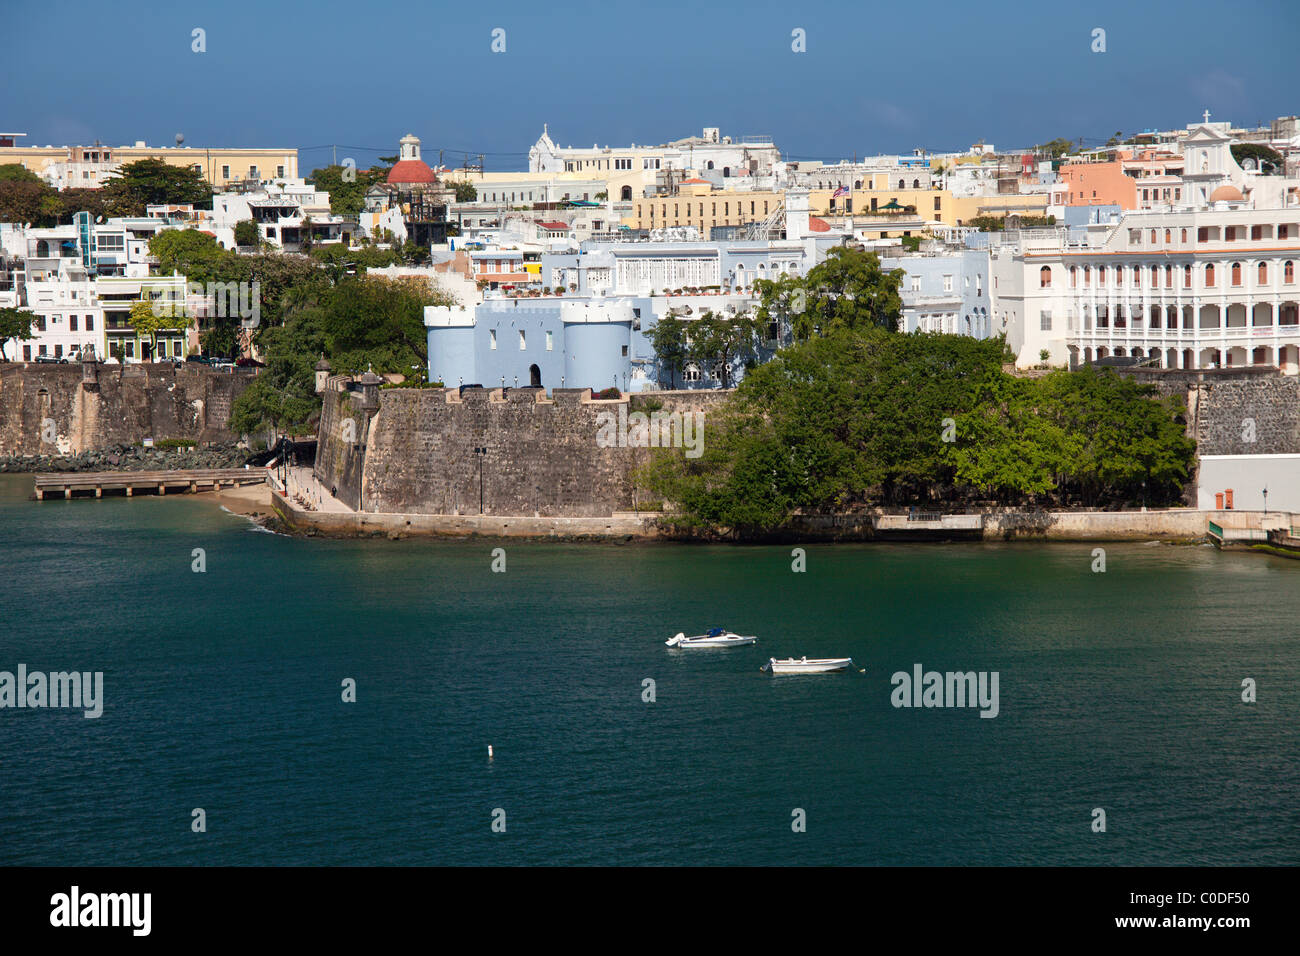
{"left": 666, "top": 627, "right": 757, "bottom": 648}
{"left": 762, "top": 656, "right": 856, "bottom": 674}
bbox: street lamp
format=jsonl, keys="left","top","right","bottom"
{"left": 474, "top": 446, "right": 487, "bottom": 514}
{"left": 1263, "top": 486, "right": 1268, "bottom": 515}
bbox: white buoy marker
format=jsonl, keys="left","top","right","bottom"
{"left": 487, "top": 744, "right": 494, "bottom": 759}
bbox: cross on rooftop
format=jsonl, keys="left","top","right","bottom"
{"left": 1203, "top": 109, "right": 1211, "bottom": 124}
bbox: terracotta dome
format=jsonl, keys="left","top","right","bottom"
{"left": 1209, "top": 184, "right": 1244, "bottom": 202}
{"left": 387, "top": 160, "right": 436, "bottom": 185}
{"left": 387, "top": 133, "right": 436, "bottom": 185}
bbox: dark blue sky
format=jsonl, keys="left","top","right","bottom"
{"left": 3, "top": 0, "right": 1296, "bottom": 171}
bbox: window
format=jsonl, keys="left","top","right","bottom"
{"left": 86, "top": 315, "right": 94, "bottom": 331}
{"left": 248, "top": 166, "right": 259, "bottom": 179}
{"left": 124, "top": 341, "right": 134, "bottom": 358}
{"left": 1205, "top": 264, "right": 1216, "bottom": 287}
{"left": 221, "top": 165, "right": 230, "bottom": 179}
{"left": 54, "top": 344, "right": 62, "bottom": 358}
{"left": 490, "top": 329, "right": 497, "bottom": 350}
{"left": 933, "top": 196, "right": 941, "bottom": 211}
{"left": 519, "top": 330, "right": 526, "bottom": 350}
{"left": 70, "top": 316, "right": 78, "bottom": 332}
{"left": 1252, "top": 225, "right": 1263, "bottom": 241}
{"left": 1165, "top": 264, "right": 1173, "bottom": 288}
{"left": 1279, "top": 225, "right": 1292, "bottom": 240}
{"left": 1197, "top": 227, "right": 1209, "bottom": 243}
{"left": 1231, "top": 262, "right": 1242, "bottom": 286}
{"left": 1039, "top": 266, "right": 1051, "bottom": 288}
{"left": 1259, "top": 262, "right": 1269, "bottom": 284}
{"left": 23, "top": 345, "right": 30, "bottom": 361}
{"left": 1181, "top": 228, "right": 1187, "bottom": 243}
{"left": 1040, "top": 310, "right": 1052, "bottom": 331}
{"left": 683, "top": 363, "right": 700, "bottom": 383}
{"left": 546, "top": 331, "right": 553, "bottom": 351}
{"left": 1184, "top": 265, "right": 1192, "bottom": 288}
{"left": 943, "top": 275, "right": 953, "bottom": 292}
{"left": 1285, "top": 261, "right": 1295, "bottom": 283}
{"left": 910, "top": 275, "right": 920, "bottom": 292}
{"left": 1070, "top": 266, "right": 1077, "bottom": 288}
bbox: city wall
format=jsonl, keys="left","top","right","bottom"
{"left": 314, "top": 381, "right": 730, "bottom": 516}
{"left": 0, "top": 362, "right": 255, "bottom": 456}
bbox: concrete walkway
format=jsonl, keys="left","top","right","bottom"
{"left": 282, "top": 465, "right": 353, "bottom": 513}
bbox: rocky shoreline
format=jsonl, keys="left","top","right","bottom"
{"left": 0, "top": 441, "right": 251, "bottom": 474}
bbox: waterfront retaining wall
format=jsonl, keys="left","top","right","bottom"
{"left": 0, "top": 363, "right": 255, "bottom": 456}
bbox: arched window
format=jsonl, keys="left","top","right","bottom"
{"left": 854, "top": 180, "right": 862, "bottom": 189}
{"left": 1184, "top": 264, "right": 1192, "bottom": 288}
{"left": 1205, "top": 263, "right": 1216, "bottom": 287}
{"left": 1040, "top": 266, "right": 1052, "bottom": 288}
{"left": 1150, "top": 229, "right": 1158, "bottom": 243}
{"left": 1165, "top": 264, "right": 1173, "bottom": 287}
{"left": 1098, "top": 265, "right": 1106, "bottom": 284}
{"left": 620, "top": 185, "right": 632, "bottom": 201}
{"left": 1070, "top": 265, "right": 1077, "bottom": 287}
{"left": 1259, "top": 262, "right": 1268, "bottom": 284}
{"left": 913, "top": 179, "right": 920, "bottom": 188}
{"left": 898, "top": 179, "right": 905, "bottom": 188}
{"left": 722, "top": 167, "right": 730, "bottom": 177}
{"left": 1285, "top": 261, "right": 1295, "bottom": 283}
{"left": 1083, "top": 265, "right": 1091, "bottom": 286}
{"left": 1165, "top": 229, "right": 1172, "bottom": 243}
{"left": 1150, "top": 265, "right": 1159, "bottom": 285}
{"left": 1231, "top": 262, "right": 1242, "bottom": 286}
{"left": 706, "top": 161, "right": 714, "bottom": 170}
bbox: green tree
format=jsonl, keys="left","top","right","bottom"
{"left": 0, "top": 307, "right": 39, "bottom": 360}
{"left": 1230, "top": 143, "right": 1283, "bottom": 174}
{"left": 648, "top": 313, "right": 689, "bottom": 388}
{"left": 100, "top": 158, "right": 213, "bottom": 217}
{"left": 1033, "top": 138, "right": 1076, "bottom": 159}
{"left": 688, "top": 310, "right": 760, "bottom": 388}
{"left": 234, "top": 219, "right": 260, "bottom": 247}
{"left": 796, "top": 246, "right": 904, "bottom": 337}
{"left": 129, "top": 299, "right": 183, "bottom": 360}
{"left": 0, "top": 164, "right": 42, "bottom": 183}
{"left": 453, "top": 180, "right": 477, "bottom": 202}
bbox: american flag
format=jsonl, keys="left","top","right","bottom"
{"left": 832, "top": 185, "right": 850, "bottom": 198}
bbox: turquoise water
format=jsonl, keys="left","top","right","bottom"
{"left": 0, "top": 473, "right": 1296, "bottom": 865}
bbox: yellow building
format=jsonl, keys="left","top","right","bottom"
{"left": 0, "top": 141, "right": 299, "bottom": 189}
{"left": 810, "top": 184, "right": 1047, "bottom": 228}
{"left": 624, "top": 181, "right": 787, "bottom": 231}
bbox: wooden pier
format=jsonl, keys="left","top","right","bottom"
{"left": 34, "top": 469, "right": 267, "bottom": 500}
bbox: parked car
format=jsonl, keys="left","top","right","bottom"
{"left": 33, "top": 354, "right": 66, "bottom": 364}
{"left": 185, "top": 355, "right": 212, "bottom": 365}
{"left": 235, "top": 357, "right": 265, "bottom": 368}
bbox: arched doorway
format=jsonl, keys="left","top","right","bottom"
{"left": 529, "top": 363, "right": 541, "bottom": 388}
{"left": 620, "top": 185, "right": 632, "bottom": 201}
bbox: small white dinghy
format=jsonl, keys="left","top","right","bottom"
{"left": 762, "top": 656, "right": 857, "bottom": 674}
{"left": 666, "top": 627, "right": 757, "bottom": 648}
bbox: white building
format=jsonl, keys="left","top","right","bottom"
{"left": 989, "top": 207, "right": 1300, "bottom": 373}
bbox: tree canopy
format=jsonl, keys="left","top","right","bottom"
{"left": 639, "top": 329, "right": 1195, "bottom": 536}
{"left": 100, "top": 159, "right": 213, "bottom": 217}
{"left": 754, "top": 245, "right": 904, "bottom": 342}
